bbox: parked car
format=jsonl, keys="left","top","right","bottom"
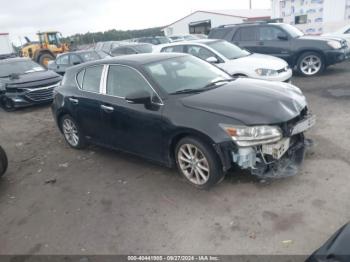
{"left": 110, "top": 43, "right": 153, "bottom": 57}
{"left": 134, "top": 36, "right": 172, "bottom": 45}
{"left": 52, "top": 53, "right": 315, "bottom": 189}
{"left": 48, "top": 50, "right": 110, "bottom": 75}
{"left": 0, "top": 146, "right": 7, "bottom": 177}
{"left": 209, "top": 22, "right": 350, "bottom": 76}
{"left": 95, "top": 41, "right": 122, "bottom": 55}
{"left": 168, "top": 34, "right": 204, "bottom": 42}
{"left": 323, "top": 24, "right": 350, "bottom": 45}
{"left": 0, "top": 58, "right": 61, "bottom": 111}
{"left": 153, "top": 39, "right": 292, "bottom": 82}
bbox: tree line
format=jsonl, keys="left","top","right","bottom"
{"left": 64, "top": 27, "right": 164, "bottom": 45}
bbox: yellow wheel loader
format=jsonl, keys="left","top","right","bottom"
{"left": 20, "top": 31, "right": 70, "bottom": 67}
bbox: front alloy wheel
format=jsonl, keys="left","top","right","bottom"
{"left": 60, "top": 115, "right": 86, "bottom": 149}
{"left": 175, "top": 137, "right": 224, "bottom": 189}
{"left": 297, "top": 52, "right": 324, "bottom": 76}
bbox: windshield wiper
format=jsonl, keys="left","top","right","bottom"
{"left": 202, "top": 79, "right": 235, "bottom": 89}
{"left": 170, "top": 88, "right": 204, "bottom": 95}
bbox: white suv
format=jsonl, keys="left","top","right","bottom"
{"left": 153, "top": 39, "right": 292, "bottom": 82}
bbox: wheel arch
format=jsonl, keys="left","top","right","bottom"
{"left": 294, "top": 49, "right": 325, "bottom": 67}
{"left": 33, "top": 49, "right": 56, "bottom": 63}
{"left": 167, "top": 128, "right": 218, "bottom": 167}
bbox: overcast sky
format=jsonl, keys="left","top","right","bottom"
{"left": 1, "top": 0, "right": 271, "bottom": 44}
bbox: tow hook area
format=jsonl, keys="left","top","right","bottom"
{"left": 232, "top": 137, "right": 313, "bottom": 179}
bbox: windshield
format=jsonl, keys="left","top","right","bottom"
{"left": 0, "top": 60, "right": 45, "bottom": 77}
{"left": 208, "top": 40, "right": 250, "bottom": 59}
{"left": 279, "top": 24, "right": 304, "bottom": 38}
{"left": 143, "top": 56, "right": 231, "bottom": 94}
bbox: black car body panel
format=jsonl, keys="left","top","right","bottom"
{"left": 307, "top": 223, "right": 350, "bottom": 262}
{"left": 52, "top": 53, "right": 314, "bottom": 179}
{"left": 208, "top": 23, "right": 350, "bottom": 68}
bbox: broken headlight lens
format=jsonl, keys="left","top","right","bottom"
{"left": 255, "top": 68, "right": 278, "bottom": 77}
{"left": 220, "top": 124, "right": 282, "bottom": 147}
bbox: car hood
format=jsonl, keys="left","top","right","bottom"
{"left": 298, "top": 35, "right": 345, "bottom": 42}
{"left": 224, "top": 53, "right": 288, "bottom": 71}
{"left": 180, "top": 78, "right": 307, "bottom": 125}
{"left": 1, "top": 70, "right": 61, "bottom": 89}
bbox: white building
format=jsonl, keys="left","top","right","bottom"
{"left": 271, "top": 0, "right": 350, "bottom": 34}
{"left": 163, "top": 9, "right": 272, "bottom": 36}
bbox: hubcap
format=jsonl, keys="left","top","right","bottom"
{"left": 62, "top": 119, "right": 79, "bottom": 146}
{"left": 177, "top": 144, "right": 210, "bottom": 185}
{"left": 300, "top": 55, "right": 321, "bottom": 75}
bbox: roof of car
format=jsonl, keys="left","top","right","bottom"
{"left": 154, "top": 39, "right": 221, "bottom": 50}
{"left": 113, "top": 43, "right": 153, "bottom": 48}
{"left": 71, "top": 53, "right": 187, "bottom": 69}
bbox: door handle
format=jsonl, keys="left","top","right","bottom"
{"left": 101, "top": 104, "right": 114, "bottom": 113}
{"left": 69, "top": 97, "right": 79, "bottom": 104}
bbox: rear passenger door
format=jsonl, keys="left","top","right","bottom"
{"left": 256, "top": 26, "right": 291, "bottom": 61}
{"left": 232, "top": 26, "right": 259, "bottom": 53}
{"left": 73, "top": 65, "right": 106, "bottom": 143}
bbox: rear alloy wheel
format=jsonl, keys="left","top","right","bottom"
{"left": 175, "top": 137, "right": 224, "bottom": 189}
{"left": 0, "top": 96, "right": 15, "bottom": 112}
{"left": 0, "top": 146, "right": 8, "bottom": 177}
{"left": 60, "top": 115, "right": 86, "bottom": 149}
{"left": 297, "top": 52, "right": 324, "bottom": 76}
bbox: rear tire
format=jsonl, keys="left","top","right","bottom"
{"left": 38, "top": 53, "right": 55, "bottom": 68}
{"left": 0, "top": 146, "right": 8, "bottom": 177}
{"left": 297, "top": 52, "right": 325, "bottom": 76}
{"left": 59, "top": 115, "right": 87, "bottom": 149}
{"left": 175, "top": 137, "right": 224, "bottom": 189}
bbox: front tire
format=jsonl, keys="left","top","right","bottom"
{"left": 0, "top": 96, "right": 15, "bottom": 112}
{"left": 297, "top": 52, "right": 324, "bottom": 76}
{"left": 59, "top": 115, "right": 86, "bottom": 149}
{"left": 175, "top": 137, "right": 224, "bottom": 189}
{"left": 0, "top": 146, "right": 8, "bottom": 177}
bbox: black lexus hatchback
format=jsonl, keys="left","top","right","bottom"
{"left": 0, "top": 58, "right": 61, "bottom": 111}
{"left": 52, "top": 53, "right": 315, "bottom": 189}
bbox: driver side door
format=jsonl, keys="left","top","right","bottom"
{"left": 99, "top": 65, "right": 165, "bottom": 161}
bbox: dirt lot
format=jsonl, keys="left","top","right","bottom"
{"left": 0, "top": 62, "right": 350, "bottom": 256}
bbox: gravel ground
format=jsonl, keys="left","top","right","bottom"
{"left": 0, "top": 62, "right": 349, "bottom": 256}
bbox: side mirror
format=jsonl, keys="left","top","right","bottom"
{"left": 206, "top": 56, "right": 219, "bottom": 63}
{"left": 73, "top": 61, "right": 81, "bottom": 65}
{"left": 125, "top": 90, "right": 151, "bottom": 104}
{"left": 277, "top": 32, "right": 288, "bottom": 40}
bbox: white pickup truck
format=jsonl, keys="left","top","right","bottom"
{"left": 0, "top": 33, "right": 15, "bottom": 59}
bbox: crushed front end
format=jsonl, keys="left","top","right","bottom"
{"left": 217, "top": 108, "right": 316, "bottom": 179}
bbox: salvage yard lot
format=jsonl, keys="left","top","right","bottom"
{"left": 0, "top": 62, "right": 349, "bottom": 255}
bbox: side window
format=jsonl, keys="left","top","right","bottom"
{"left": 125, "top": 47, "right": 137, "bottom": 54}
{"left": 185, "top": 45, "right": 216, "bottom": 60}
{"left": 56, "top": 55, "right": 69, "bottom": 65}
{"left": 112, "top": 48, "right": 127, "bottom": 56}
{"left": 82, "top": 66, "right": 103, "bottom": 93}
{"left": 161, "top": 45, "right": 184, "bottom": 53}
{"left": 258, "top": 27, "right": 284, "bottom": 41}
{"left": 70, "top": 55, "right": 82, "bottom": 65}
{"left": 238, "top": 27, "right": 257, "bottom": 41}
{"left": 106, "top": 65, "right": 152, "bottom": 97}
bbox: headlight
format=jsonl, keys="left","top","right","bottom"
{"left": 255, "top": 68, "right": 278, "bottom": 77}
{"left": 220, "top": 124, "right": 282, "bottom": 147}
{"left": 327, "top": 40, "right": 342, "bottom": 49}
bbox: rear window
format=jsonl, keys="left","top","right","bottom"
{"left": 234, "top": 27, "right": 257, "bottom": 41}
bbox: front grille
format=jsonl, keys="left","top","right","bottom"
{"left": 24, "top": 83, "right": 58, "bottom": 102}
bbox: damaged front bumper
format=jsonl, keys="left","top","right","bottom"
{"left": 216, "top": 114, "right": 315, "bottom": 179}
